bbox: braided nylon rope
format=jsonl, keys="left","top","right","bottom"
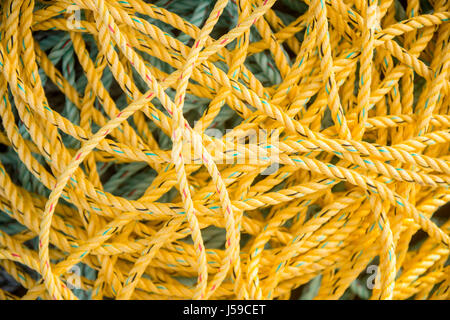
{"left": 0, "top": 0, "right": 449, "bottom": 300}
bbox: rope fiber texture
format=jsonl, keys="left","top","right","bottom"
{"left": 0, "top": 0, "right": 449, "bottom": 300}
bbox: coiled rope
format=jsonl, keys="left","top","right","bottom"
{"left": 0, "top": 0, "right": 449, "bottom": 300}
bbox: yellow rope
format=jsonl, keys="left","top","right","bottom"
{"left": 0, "top": 0, "right": 449, "bottom": 300}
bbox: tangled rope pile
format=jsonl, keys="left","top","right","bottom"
{"left": 0, "top": 0, "right": 449, "bottom": 300}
